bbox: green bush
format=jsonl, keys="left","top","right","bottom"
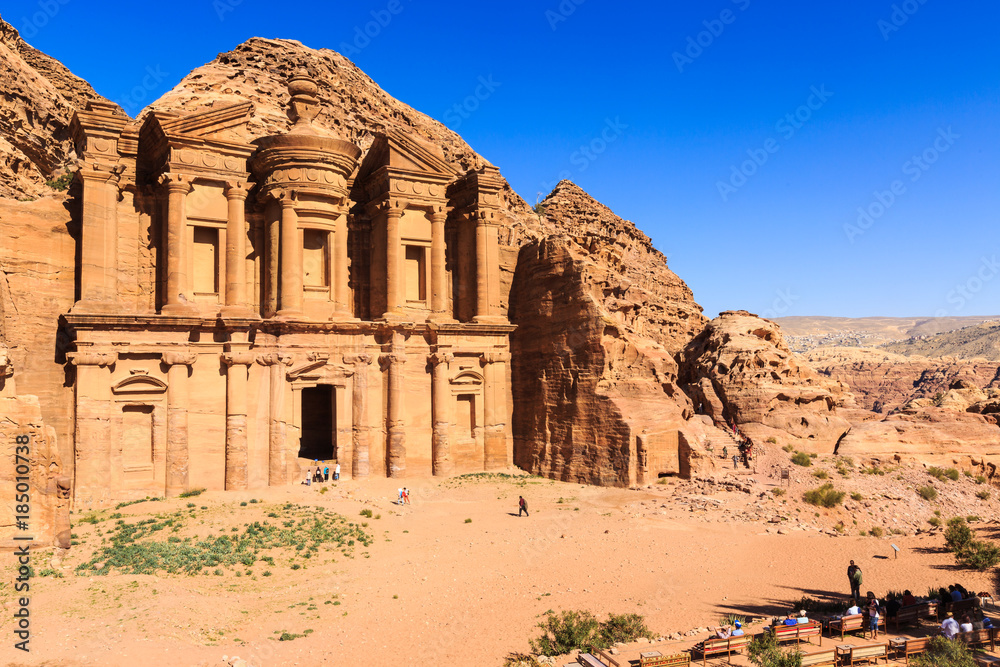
{"left": 917, "top": 486, "right": 938, "bottom": 501}
{"left": 529, "top": 611, "right": 652, "bottom": 656}
{"left": 45, "top": 173, "right": 73, "bottom": 191}
{"left": 944, "top": 518, "right": 973, "bottom": 552}
{"left": 975, "top": 475, "right": 987, "bottom": 485}
{"left": 782, "top": 444, "right": 795, "bottom": 453}
{"left": 928, "top": 466, "right": 960, "bottom": 482}
{"left": 771, "top": 488, "right": 785, "bottom": 497}
{"left": 912, "top": 635, "right": 976, "bottom": 667}
{"left": 530, "top": 610, "right": 603, "bottom": 656}
{"left": 766, "top": 437, "right": 778, "bottom": 444}
{"left": 179, "top": 488, "right": 205, "bottom": 498}
{"left": 812, "top": 470, "right": 829, "bottom": 479}
{"left": 791, "top": 452, "right": 811, "bottom": 467}
{"left": 869, "top": 527, "right": 884, "bottom": 538}
{"left": 976, "top": 490, "right": 990, "bottom": 500}
{"left": 850, "top": 492, "right": 863, "bottom": 501}
{"left": 359, "top": 509, "right": 373, "bottom": 518}
{"left": 957, "top": 540, "right": 1000, "bottom": 570}
{"left": 748, "top": 631, "right": 802, "bottom": 667}
{"left": 802, "top": 483, "right": 845, "bottom": 508}
{"left": 928, "top": 517, "right": 942, "bottom": 527}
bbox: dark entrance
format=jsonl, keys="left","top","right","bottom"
{"left": 300, "top": 385, "right": 335, "bottom": 460}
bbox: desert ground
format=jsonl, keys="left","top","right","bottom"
{"left": 3, "top": 448, "right": 1000, "bottom": 667}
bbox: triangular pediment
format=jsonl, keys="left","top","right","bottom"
{"left": 357, "top": 128, "right": 457, "bottom": 184}
{"left": 157, "top": 101, "right": 254, "bottom": 141}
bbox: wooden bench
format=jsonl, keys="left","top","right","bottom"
{"left": 946, "top": 597, "right": 982, "bottom": 617}
{"left": 960, "top": 628, "right": 995, "bottom": 651}
{"left": 889, "top": 637, "right": 927, "bottom": 665}
{"left": 639, "top": 652, "right": 691, "bottom": 667}
{"left": 799, "top": 647, "right": 836, "bottom": 667}
{"left": 769, "top": 621, "right": 822, "bottom": 645}
{"left": 845, "top": 642, "right": 888, "bottom": 666}
{"left": 892, "top": 602, "right": 938, "bottom": 632}
{"left": 828, "top": 614, "right": 864, "bottom": 640}
{"left": 694, "top": 634, "right": 749, "bottom": 666}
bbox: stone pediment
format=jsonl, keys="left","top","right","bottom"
{"left": 112, "top": 374, "right": 167, "bottom": 395}
{"left": 356, "top": 128, "right": 456, "bottom": 185}
{"left": 157, "top": 102, "right": 254, "bottom": 142}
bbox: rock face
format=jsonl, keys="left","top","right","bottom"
{"left": 0, "top": 17, "right": 111, "bottom": 199}
{"left": 0, "top": 347, "right": 70, "bottom": 550}
{"left": 883, "top": 320, "right": 1000, "bottom": 361}
{"left": 681, "top": 311, "right": 853, "bottom": 451}
{"left": 806, "top": 347, "right": 1000, "bottom": 414}
{"left": 510, "top": 183, "right": 707, "bottom": 486}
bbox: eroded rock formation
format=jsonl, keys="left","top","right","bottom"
{"left": 681, "top": 310, "right": 853, "bottom": 451}
{"left": 510, "top": 183, "right": 707, "bottom": 486}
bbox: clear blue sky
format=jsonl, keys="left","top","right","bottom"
{"left": 6, "top": 0, "right": 999, "bottom": 318}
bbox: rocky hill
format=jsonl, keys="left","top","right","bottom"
{"left": 884, "top": 320, "right": 1000, "bottom": 361}
{"left": 0, "top": 16, "right": 111, "bottom": 199}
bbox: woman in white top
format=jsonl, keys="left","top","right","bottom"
{"left": 960, "top": 614, "right": 974, "bottom": 633}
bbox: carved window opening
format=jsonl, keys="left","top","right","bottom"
{"left": 192, "top": 226, "right": 220, "bottom": 295}
{"left": 302, "top": 229, "right": 330, "bottom": 289}
{"left": 404, "top": 244, "right": 427, "bottom": 303}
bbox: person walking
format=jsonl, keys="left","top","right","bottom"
{"left": 323, "top": 464, "right": 329, "bottom": 482}
{"left": 518, "top": 495, "right": 528, "bottom": 517}
{"left": 334, "top": 462, "right": 341, "bottom": 481}
{"left": 848, "top": 560, "right": 862, "bottom": 604}
{"left": 402, "top": 487, "right": 410, "bottom": 505}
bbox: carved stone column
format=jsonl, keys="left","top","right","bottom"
{"left": 256, "top": 353, "right": 292, "bottom": 486}
{"left": 278, "top": 191, "right": 303, "bottom": 318}
{"left": 473, "top": 212, "right": 503, "bottom": 323}
{"left": 162, "top": 350, "right": 196, "bottom": 496}
{"left": 223, "top": 181, "right": 252, "bottom": 316}
{"left": 429, "top": 207, "right": 449, "bottom": 322}
{"left": 345, "top": 352, "right": 373, "bottom": 479}
{"left": 481, "top": 351, "right": 510, "bottom": 470}
{"left": 334, "top": 213, "right": 351, "bottom": 317}
{"left": 73, "top": 166, "right": 122, "bottom": 312}
{"left": 69, "top": 351, "right": 117, "bottom": 504}
{"left": 384, "top": 204, "right": 403, "bottom": 318}
{"left": 430, "top": 351, "right": 454, "bottom": 476}
{"left": 223, "top": 350, "right": 255, "bottom": 490}
{"left": 381, "top": 333, "right": 407, "bottom": 477}
{"left": 160, "top": 173, "right": 196, "bottom": 314}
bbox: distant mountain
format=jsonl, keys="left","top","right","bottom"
{"left": 773, "top": 316, "right": 1000, "bottom": 353}
{"left": 884, "top": 321, "right": 1000, "bottom": 361}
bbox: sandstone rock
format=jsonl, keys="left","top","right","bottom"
{"left": 682, "top": 311, "right": 852, "bottom": 451}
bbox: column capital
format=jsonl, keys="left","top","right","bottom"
{"left": 370, "top": 197, "right": 407, "bottom": 217}
{"left": 379, "top": 352, "right": 407, "bottom": 371}
{"left": 429, "top": 351, "right": 454, "bottom": 367}
{"left": 481, "top": 351, "right": 511, "bottom": 366}
{"left": 222, "top": 351, "right": 256, "bottom": 367}
{"left": 344, "top": 353, "right": 374, "bottom": 366}
{"left": 429, "top": 205, "right": 447, "bottom": 221}
{"left": 159, "top": 172, "right": 194, "bottom": 194}
{"left": 161, "top": 350, "right": 197, "bottom": 367}
{"left": 224, "top": 180, "right": 251, "bottom": 201}
{"left": 255, "top": 352, "right": 293, "bottom": 367}
{"left": 68, "top": 351, "right": 118, "bottom": 367}
{"left": 472, "top": 209, "right": 499, "bottom": 226}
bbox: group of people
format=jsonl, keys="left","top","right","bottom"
{"left": 396, "top": 488, "right": 411, "bottom": 505}
{"left": 301, "top": 460, "right": 340, "bottom": 486}
{"left": 713, "top": 419, "right": 756, "bottom": 469}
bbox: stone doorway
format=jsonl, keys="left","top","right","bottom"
{"left": 300, "top": 385, "right": 335, "bottom": 460}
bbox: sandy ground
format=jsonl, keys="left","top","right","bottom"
{"left": 1, "top": 468, "right": 997, "bottom": 667}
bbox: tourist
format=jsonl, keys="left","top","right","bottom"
{"left": 949, "top": 585, "right": 963, "bottom": 602}
{"left": 941, "top": 612, "right": 960, "bottom": 639}
{"left": 323, "top": 464, "right": 329, "bottom": 482}
{"left": 397, "top": 488, "right": 404, "bottom": 505}
{"left": 722, "top": 445, "right": 728, "bottom": 460}
{"left": 901, "top": 590, "right": 917, "bottom": 607}
{"left": 983, "top": 617, "right": 994, "bottom": 630}
{"left": 846, "top": 601, "right": 860, "bottom": 616}
{"left": 782, "top": 614, "right": 797, "bottom": 626}
{"left": 885, "top": 592, "right": 902, "bottom": 620}
{"left": 713, "top": 626, "right": 732, "bottom": 639}
{"left": 960, "top": 614, "right": 974, "bottom": 633}
{"left": 847, "top": 560, "right": 862, "bottom": 603}
{"left": 866, "top": 592, "right": 880, "bottom": 639}
{"left": 731, "top": 620, "right": 744, "bottom": 636}
{"left": 334, "top": 462, "right": 341, "bottom": 481}
{"left": 518, "top": 495, "right": 529, "bottom": 517}
{"left": 796, "top": 610, "right": 808, "bottom": 625}
{"left": 303, "top": 473, "right": 311, "bottom": 486}
{"left": 403, "top": 487, "right": 410, "bottom": 505}
{"left": 732, "top": 454, "right": 739, "bottom": 469}
{"left": 972, "top": 615, "right": 985, "bottom": 631}
{"left": 315, "top": 466, "right": 323, "bottom": 483}
{"left": 745, "top": 441, "right": 753, "bottom": 462}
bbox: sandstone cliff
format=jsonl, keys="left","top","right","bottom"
{"left": 681, "top": 311, "right": 853, "bottom": 452}
{"left": 510, "top": 183, "right": 708, "bottom": 486}
{"left": 805, "top": 346, "right": 1000, "bottom": 414}
{"left": 0, "top": 17, "right": 111, "bottom": 199}
{"left": 883, "top": 320, "right": 1000, "bottom": 361}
